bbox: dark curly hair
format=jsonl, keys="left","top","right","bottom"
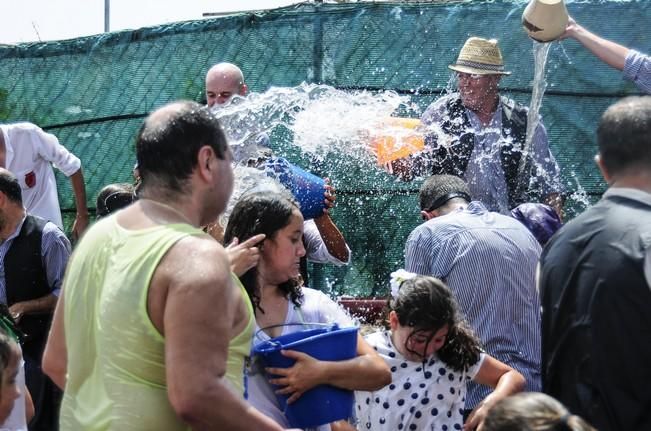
{"left": 224, "top": 192, "right": 304, "bottom": 314}
{"left": 389, "top": 275, "right": 481, "bottom": 372}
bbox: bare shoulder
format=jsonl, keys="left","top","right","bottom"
{"left": 166, "top": 233, "right": 229, "bottom": 280}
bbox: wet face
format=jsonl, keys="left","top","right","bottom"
{"left": 205, "top": 73, "right": 245, "bottom": 107}
{"left": 260, "top": 209, "right": 306, "bottom": 284}
{"left": 0, "top": 344, "right": 21, "bottom": 423}
{"left": 390, "top": 311, "right": 449, "bottom": 362}
{"left": 457, "top": 72, "right": 501, "bottom": 112}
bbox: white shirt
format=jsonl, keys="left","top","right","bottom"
{"left": 247, "top": 288, "right": 355, "bottom": 431}
{"left": 303, "top": 219, "right": 351, "bottom": 265}
{"left": 1, "top": 123, "right": 81, "bottom": 229}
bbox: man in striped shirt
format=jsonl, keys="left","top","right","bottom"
{"left": 404, "top": 174, "right": 542, "bottom": 420}
{"left": 562, "top": 17, "right": 651, "bottom": 94}
{"left": 0, "top": 167, "right": 71, "bottom": 430}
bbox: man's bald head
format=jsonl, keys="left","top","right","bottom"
{"left": 205, "top": 63, "right": 248, "bottom": 107}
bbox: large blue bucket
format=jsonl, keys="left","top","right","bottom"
{"left": 252, "top": 325, "right": 358, "bottom": 428}
{"left": 263, "top": 157, "right": 326, "bottom": 220}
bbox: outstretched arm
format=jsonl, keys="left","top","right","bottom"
{"left": 464, "top": 355, "right": 525, "bottom": 430}
{"left": 562, "top": 17, "right": 629, "bottom": 71}
{"left": 267, "top": 333, "right": 391, "bottom": 404}
{"left": 69, "top": 169, "right": 89, "bottom": 240}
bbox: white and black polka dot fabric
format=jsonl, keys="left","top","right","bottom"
{"left": 355, "top": 331, "right": 485, "bottom": 430}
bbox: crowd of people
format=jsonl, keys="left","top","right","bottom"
{"left": 0, "top": 14, "right": 649, "bottom": 431}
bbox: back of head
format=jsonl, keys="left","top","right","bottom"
{"left": 0, "top": 168, "right": 22, "bottom": 206}
{"left": 96, "top": 183, "right": 135, "bottom": 218}
{"left": 419, "top": 174, "right": 471, "bottom": 211}
{"left": 482, "top": 393, "right": 596, "bottom": 431}
{"left": 136, "top": 101, "right": 229, "bottom": 194}
{"left": 511, "top": 203, "right": 562, "bottom": 246}
{"left": 597, "top": 96, "right": 651, "bottom": 176}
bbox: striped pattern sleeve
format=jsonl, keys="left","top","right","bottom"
{"left": 40, "top": 222, "right": 72, "bottom": 296}
{"left": 623, "top": 50, "right": 651, "bottom": 95}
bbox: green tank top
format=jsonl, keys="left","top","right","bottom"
{"left": 60, "top": 216, "right": 254, "bottom": 431}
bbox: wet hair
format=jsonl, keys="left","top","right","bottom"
{"left": 136, "top": 101, "right": 229, "bottom": 193}
{"left": 389, "top": 275, "right": 481, "bottom": 372}
{"left": 224, "top": 192, "right": 303, "bottom": 314}
{"left": 511, "top": 203, "right": 562, "bottom": 246}
{"left": 597, "top": 96, "right": 651, "bottom": 175}
{"left": 419, "top": 175, "right": 471, "bottom": 212}
{"left": 0, "top": 169, "right": 22, "bottom": 205}
{"left": 482, "top": 392, "right": 596, "bottom": 431}
{"left": 96, "top": 183, "right": 135, "bottom": 218}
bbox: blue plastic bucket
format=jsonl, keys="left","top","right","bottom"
{"left": 252, "top": 325, "right": 359, "bottom": 428}
{"left": 263, "top": 157, "right": 326, "bottom": 220}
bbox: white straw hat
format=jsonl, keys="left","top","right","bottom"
{"left": 448, "top": 37, "right": 511, "bottom": 76}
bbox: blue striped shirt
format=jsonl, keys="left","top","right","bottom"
{"left": 0, "top": 215, "right": 71, "bottom": 304}
{"left": 404, "top": 201, "right": 542, "bottom": 409}
{"left": 624, "top": 50, "right": 651, "bottom": 94}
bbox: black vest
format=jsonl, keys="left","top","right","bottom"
{"left": 4, "top": 215, "right": 53, "bottom": 359}
{"left": 539, "top": 193, "right": 651, "bottom": 431}
{"left": 424, "top": 94, "right": 533, "bottom": 207}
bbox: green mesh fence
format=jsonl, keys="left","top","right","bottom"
{"left": 0, "top": 0, "right": 648, "bottom": 297}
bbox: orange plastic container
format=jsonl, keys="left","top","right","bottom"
{"left": 369, "top": 117, "right": 425, "bottom": 164}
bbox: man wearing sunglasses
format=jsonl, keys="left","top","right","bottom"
{"left": 393, "top": 37, "right": 563, "bottom": 217}
{"left": 404, "top": 174, "right": 542, "bottom": 421}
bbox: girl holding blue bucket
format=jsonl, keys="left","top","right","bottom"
{"left": 355, "top": 271, "right": 525, "bottom": 431}
{"left": 224, "top": 192, "right": 391, "bottom": 431}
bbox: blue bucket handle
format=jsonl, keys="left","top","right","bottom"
{"left": 253, "top": 322, "right": 340, "bottom": 354}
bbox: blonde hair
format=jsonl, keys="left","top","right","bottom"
{"left": 482, "top": 393, "right": 596, "bottom": 431}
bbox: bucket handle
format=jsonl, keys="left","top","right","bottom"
{"left": 254, "top": 322, "right": 339, "bottom": 343}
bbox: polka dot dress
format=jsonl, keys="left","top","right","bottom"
{"left": 355, "top": 330, "right": 485, "bottom": 430}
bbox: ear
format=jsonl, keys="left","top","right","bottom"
{"left": 595, "top": 153, "right": 613, "bottom": 184}
{"left": 388, "top": 310, "right": 399, "bottom": 331}
{"left": 196, "top": 146, "right": 216, "bottom": 180}
{"left": 420, "top": 210, "right": 432, "bottom": 221}
{"left": 240, "top": 83, "right": 248, "bottom": 97}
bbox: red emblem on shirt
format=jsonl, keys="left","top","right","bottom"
{"left": 24, "top": 171, "right": 36, "bottom": 188}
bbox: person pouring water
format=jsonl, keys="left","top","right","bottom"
{"left": 224, "top": 191, "right": 391, "bottom": 431}
{"left": 388, "top": 37, "right": 564, "bottom": 217}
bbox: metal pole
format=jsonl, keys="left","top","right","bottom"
{"left": 104, "top": 0, "right": 110, "bottom": 32}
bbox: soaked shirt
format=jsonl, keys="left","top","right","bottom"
{"left": 421, "top": 96, "right": 563, "bottom": 214}
{"left": 623, "top": 50, "right": 651, "bottom": 94}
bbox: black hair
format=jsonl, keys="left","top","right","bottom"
{"left": 389, "top": 275, "right": 481, "bottom": 372}
{"left": 224, "top": 192, "right": 303, "bottom": 314}
{"left": 482, "top": 392, "right": 596, "bottom": 431}
{"left": 598, "top": 96, "right": 651, "bottom": 175}
{"left": 419, "top": 174, "right": 471, "bottom": 211}
{"left": 136, "top": 101, "right": 229, "bottom": 193}
{"left": 96, "top": 183, "right": 135, "bottom": 218}
{"left": 0, "top": 169, "right": 22, "bottom": 205}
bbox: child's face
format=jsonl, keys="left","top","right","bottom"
{"left": 0, "top": 344, "right": 21, "bottom": 423}
{"left": 390, "top": 311, "right": 449, "bottom": 361}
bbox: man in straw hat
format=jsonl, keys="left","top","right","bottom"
{"left": 392, "top": 37, "right": 564, "bottom": 216}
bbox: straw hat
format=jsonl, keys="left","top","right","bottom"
{"left": 448, "top": 37, "right": 511, "bottom": 76}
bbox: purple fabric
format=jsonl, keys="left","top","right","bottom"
{"left": 511, "top": 203, "right": 562, "bottom": 246}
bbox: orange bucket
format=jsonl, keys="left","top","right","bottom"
{"left": 368, "top": 117, "right": 425, "bottom": 164}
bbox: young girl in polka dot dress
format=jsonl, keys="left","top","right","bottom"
{"left": 355, "top": 272, "right": 525, "bottom": 431}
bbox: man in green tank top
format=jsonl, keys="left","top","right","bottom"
{"left": 42, "top": 101, "right": 298, "bottom": 431}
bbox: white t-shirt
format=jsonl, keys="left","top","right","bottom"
{"left": 303, "top": 220, "right": 351, "bottom": 265}
{"left": 355, "top": 330, "right": 485, "bottom": 431}
{"left": 2, "top": 123, "right": 81, "bottom": 229}
{"left": 247, "top": 288, "right": 355, "bottom": 431}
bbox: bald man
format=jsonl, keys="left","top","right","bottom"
{"left": 205, "top": 63, "right": 248, "bottom": 107}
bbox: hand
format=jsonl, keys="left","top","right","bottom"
{"left": 266, "top": 349, "right": 324, "bottom": 404}
{"left": 71, "top": 212, "right": 90, "bottom": 242}
{"left": 226, "top": 234, "right": 266, "bottom": 276}
{"left": 321, "top": 181, "right": 336, "bottom": 216}
{"left": 8, "top": 302, "right": 28, "bottom": 323}
{"left": 463, "top": 395, "right": 496, "bottom": 431}
{"left": 559, "top": 16, "right": 578, "bottom": 40}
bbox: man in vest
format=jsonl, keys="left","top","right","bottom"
{"left": 42, "top": 102, "right": 299, "bottom": 430}
{"left": 539, "top": 96, "right": 651, "bottom": 430}
{"left": 0, "top": 167, "right": 71, "bottom": 430}
{"left": 404, "top": 174, "right": 542, "bottom": 420}
{"left": 391, "top": 37, "right": 563, "bottom": 216}
{"left": 0, "top": 123, "right": 89, "bottom": 239}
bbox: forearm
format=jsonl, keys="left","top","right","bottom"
{"left": 571, "top": 24, "right": 629, "bottom": 71}
{"left": 483, "top": 369, "right": 525, "bottom": 405}
{"left": 13, "top": 293, "right": 57, "bottom": 315}
{"left": 318, "top": 354, "right": 391, "bottom": 392}
{"left": 313, "top": 215, "right": 350, "bottom": 263}
{"left": 70, "top": 169, "right": 89, "bottom": 216}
